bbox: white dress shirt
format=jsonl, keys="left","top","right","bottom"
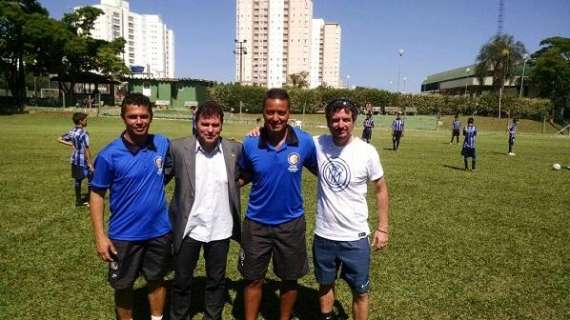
{"left": 183, "top": 141, "right": 233, "bottom": 242}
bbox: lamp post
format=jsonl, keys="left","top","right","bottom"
{"left": 389, "top": 80, "right": 394, "bottom": 92}
{"left": 397, "top": 48, "right": 404, "bottom": 92}
{"left": 519, "top": 53, "right": 529, "bottom": 98}
{"left": 61, "top": 56, "right": 68, "bottom": 108}
{"left": 346, "top": 74, "right": 351, "bottom": 89}
{"left": 464, "top": 67, "right": 471, "bottom": 97}
{"left": 233, "top": 39, "right": 247, "bottom": 119}
{"left": 402, "top": 76, "right": 407, "bottom": 93}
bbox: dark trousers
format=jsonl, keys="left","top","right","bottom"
{"left": 170, "top": 237, "right": 230, "bottom": 320}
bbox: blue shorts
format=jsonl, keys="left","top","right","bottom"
{"left": 312, "top": 235, "right": 371, "bottom": 294}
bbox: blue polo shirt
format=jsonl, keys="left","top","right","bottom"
{"left": 90, "top": 134, "right": 171, "bottom": 241}
{"left": 240, "top": 126, "right": 317, "bottom": 225}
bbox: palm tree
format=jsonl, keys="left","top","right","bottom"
{"left": 475, "top": 34, "right": 527, "bottom": 93}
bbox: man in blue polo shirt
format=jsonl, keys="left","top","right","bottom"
{"left": 89, "top": 93, "right": 171, "bottom": 320}
{"left": 239, "top": 88, "right": 317, "bottom": 320}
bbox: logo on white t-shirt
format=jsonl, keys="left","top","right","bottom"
{"left": 322, "top": 157, "right": 351, "bottom": 191}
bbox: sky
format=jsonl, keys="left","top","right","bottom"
{"left": 40, "top": 0, "right": 570, "bottom": 93}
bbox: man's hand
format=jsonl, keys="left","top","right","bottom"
{"left": 371, "top": 230, "right": 389, "bottom": 251}
{"left": 95, "top": 235, "right": 117, "bottom": 262}
{"left": 246, "top": 127, "right": 262, "bottom": 137}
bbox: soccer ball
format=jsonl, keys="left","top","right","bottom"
{"left": 552, "top": 163, "right": 561, "bottom": 171}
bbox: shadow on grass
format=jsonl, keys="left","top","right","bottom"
{"left": 131, "top": 278, "right": 347, "bottom": 319}
{"left": 442, "top": 164, "right": 466, "bottom": 171}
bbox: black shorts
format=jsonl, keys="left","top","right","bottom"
{"left": 393, "top": 131, "right": 402, "bottom": 139}
{"left": 362, "top": 128, "right": 372, "bottom": 140}
{"left": 461, "top": 147, "right": 476, "bottom": 159}
{"left": 238, "top": 216, "right": 308, "bottom": 281}
{"left": 71, "top": 164, "right": 89, "bottom": 180}
{"left": 452, "top": 129, "right": 460, "bottom": 136}
{"left": 108, "top": 233, "right": 172, "bottom": 290}
{"left": 509, "top": 135, "right": 515, "bottom": 145}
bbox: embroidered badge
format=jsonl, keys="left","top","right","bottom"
{"left": 154, "top": 156, "right": 163, "bottom": 175}
{"left": 288, "top": 152, "right": 300, "bottom": 172}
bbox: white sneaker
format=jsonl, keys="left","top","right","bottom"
{"left": 508, "top": 152, "right": 516, "bottom": 156}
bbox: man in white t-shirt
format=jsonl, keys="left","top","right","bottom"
{"left": 313, "top": 98, "right": 390, "bottom": 320}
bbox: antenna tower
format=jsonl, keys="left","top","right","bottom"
{"left": 497, "top": 0, "right": 504, "bottom": 36}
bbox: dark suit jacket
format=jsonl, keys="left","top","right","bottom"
{"left": 165, "top": 136, "right": 242, "bottom": 254}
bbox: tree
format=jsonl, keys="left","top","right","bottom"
{"left": 0, "top": 0, "right": 49, "bottom": 111}
{"left": 286, "top": 71, "right": 309, "bottom": 88}
{"left": 475, "top": 34, "right": 527, "bottom": 93}
{"left": 529, "top": 37, "right": 570, "bottom": 121}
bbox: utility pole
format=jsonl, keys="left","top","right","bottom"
{"left": 233, "top": 39, "right": 247, "bottom": 119}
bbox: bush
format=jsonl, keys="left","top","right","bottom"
{"left": 208, "top": 83, "right": 552, "bottom": 120}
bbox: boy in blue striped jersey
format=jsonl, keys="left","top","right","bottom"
{"left": 450, "top": 114, "right": 461, "bottom": 144}
{"left": 507, "top": 118, "right": 518, "bottom": 156}
{"left": 392, "top": 112, "right": 404, "bottom": 150}
{"left": 361, "top": 112, "right": 375, "bottom": 143}
{"left": 461, "top": 117, "right": 477, "bottom": 171}
{"left": 58, "top": 112, "right": 94, "bottom": 207}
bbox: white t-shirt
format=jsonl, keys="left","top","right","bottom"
{"left": 314, "top": 135, "right": 384, "bottom": 241}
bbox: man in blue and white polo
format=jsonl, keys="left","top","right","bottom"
{"left": 89, "top": 93, "right": 171, "bottom": 320}
{"left": 239, "top": 88, "right": 318, "bottom": 320}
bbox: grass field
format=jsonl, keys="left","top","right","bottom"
{"left": 1, "top": 112, "right": 569, "bottom": 319}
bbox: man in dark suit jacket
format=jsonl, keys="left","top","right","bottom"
{"left": 165, "top": 101, "right": 241, "bottom": 320}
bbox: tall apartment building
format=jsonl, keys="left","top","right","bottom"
{"left": 236, "top": 0, "right": 341, "bottom": 88}
{"left": 85, "top": 0, "right": 175, "bottom": 78}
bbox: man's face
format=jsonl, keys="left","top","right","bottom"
{"left": 80, "top": 118, "right": 88, "bottom": 127}
{"left": 263, "top": 98, "right": 289, "bottom": 133}
{"left": 328, "top": 108, "right": 354, "bottom": 145}
{"left": 196, "top": 114, "right": 222, "bottom": 147}
{"left": 122, "top": 105, "right": 152, "bottom": 139}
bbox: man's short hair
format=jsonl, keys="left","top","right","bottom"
{"left": 195, "top": 100, "right": 224, "bottom": 124}
{"left": 72, "top": 112, "right": 88, "bottom": 125}
{"left": 121, "top": 93, "right": 153, "bottom": 118}
{"left": 468, "top": 117, "right": 474, "bottom": 124}
{"left": 325, "top": 98, "right": 359, "bottom": 122}
{"left": 263, "top": 88, "right": 290, "bottom": 110}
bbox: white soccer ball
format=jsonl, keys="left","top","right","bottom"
{"left": 552, "top": 163, "right": 561, "bottom": 171}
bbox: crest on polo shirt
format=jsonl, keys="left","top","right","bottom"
{"left": 154, "top": 156, "right": 163, "bottom": 175}
{"left": 288, "top": 152, "right": 300, "bottom": 172}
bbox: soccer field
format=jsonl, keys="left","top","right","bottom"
{"left": 0, "top": 112, "right": 569, "bottom": 319}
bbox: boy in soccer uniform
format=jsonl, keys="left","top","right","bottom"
{"left": 508, "top": 118, "right": 518, "bottom": 156}
{"left": 450, "top": 115, "right": 461, "bottom": 144}
{"left": 361, "top": 112, "right": 375, "bottom": 143}
{"left": 461, "top": 117, "right": 477, "bottom": 171}
{"left": 392, "top": 112, "right": 404, "bottom": 150}
{"left": 58, "top": 112, "right": 93, "bottom": 207}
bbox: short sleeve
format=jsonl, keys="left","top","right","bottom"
{"left": 90, "top": 152, "right": 113, "bottom": 189}
{"left": 303, "top": 137, "right": 318, "bottom": 171}
{"left": 367, "top": 146, "right": 384, "bottom": 181}
{"left": 84, "top": 132, "right": 90, "bottom": 147}
{"left": 238, "top": 141, "right": 252, "bottom": 174}
{"left": 60, "top": 130, "right": 72, "bottom": 142}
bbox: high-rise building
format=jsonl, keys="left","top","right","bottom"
{"left": 236, "top": 0, "right": 341, "bottom": 88}
{"left": 321, "top": 22, "right": 341, "bottom": 88}
{"left": 84, "top": 0, "right": 175, "bottom": 78}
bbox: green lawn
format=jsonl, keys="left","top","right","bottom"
{"left": 0, "top": 112, "right": 569, "bottom": 319}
